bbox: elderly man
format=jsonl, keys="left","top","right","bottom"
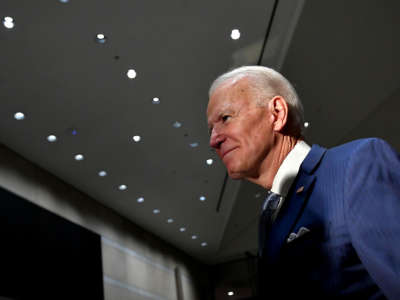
{"left": 207, "top": 66, "right": 400, "bottom": 299}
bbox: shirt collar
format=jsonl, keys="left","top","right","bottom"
{"left": 271, "top": 140, "right": 311, "bottom": 197}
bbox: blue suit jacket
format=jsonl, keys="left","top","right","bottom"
{"left": 258, "top": 138, "right": 400, "bottom": 299}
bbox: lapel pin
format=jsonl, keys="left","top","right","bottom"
{"left": 296, "top": 186, "right": 304, "bottom": 194}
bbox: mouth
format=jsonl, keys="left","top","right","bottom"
{"left": 221, "top": 147, "right": 237, "bottom": 160}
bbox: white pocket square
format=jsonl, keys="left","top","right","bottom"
{"left": 286, "top": 226, "right": 310, "bottom": 243}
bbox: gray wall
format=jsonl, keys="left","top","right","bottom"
{"left": 0, "top": 143, "right": 211, "bottom": 300}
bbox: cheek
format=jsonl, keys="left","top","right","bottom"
{"left": 247, "top": 121, "right": 266, "bottom": 140}
{"left": 247, "top": 124, "right": 272, "bottom": 155}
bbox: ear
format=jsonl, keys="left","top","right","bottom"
{"left": 268, "top": 96, "right": 288, "bottom": 132}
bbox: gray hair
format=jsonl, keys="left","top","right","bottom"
{"left": 209, "top": 66, "right": 304, "bottom": 137}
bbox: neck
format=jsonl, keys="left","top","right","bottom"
{"left": 247, "top": 134, "right": 300, "bottom": 189}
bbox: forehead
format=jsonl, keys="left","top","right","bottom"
{"left": 207, "top": 77, "right": 256, "bottom": 117}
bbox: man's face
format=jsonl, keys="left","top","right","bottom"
{"left": 207, "top": 78, "right": 274, "bottom": 179}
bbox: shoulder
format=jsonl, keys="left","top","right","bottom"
{"left": 342, "top": 137, "right": 398, "bottom": 161}
{"left": 307, "top": 138, "right": 399, "bottom": 178}
{"left": 324, "top": 137, "right": 397, "bottom": 160}
{"left": 330, "top": 137, "right": 388, "bottom": 151}
{"left": 341, "top": 138, "right": 400, "bottom": 194}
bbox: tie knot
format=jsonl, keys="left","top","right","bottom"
{"left": 262, "top": 191, "right": 282, "bottom": 211}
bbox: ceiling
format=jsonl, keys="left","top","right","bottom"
{"left": 1, "top": 0, "right": 399, "bottom": 265}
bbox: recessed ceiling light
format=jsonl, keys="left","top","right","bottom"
{"left": 47, "top": 135, "right": 57, "bottom": 142}
{"left": 191, "top": 235, "right": 197, "bottom": 240}
{"left": 173, "top": 121, "right": 182, "bottom": 128}
{"left": 199, "top": 196, "right": 206, "bottom": 201}
{"left": 153, "top": 209, "right": 160, "bottom": 214}
{"left": 95, "top": 33, "right": 107, "bottom": 44}
{"left": 14, "top": 112, "right": 25, "bottom": 120}
{"left": 201, "top": 242, "right": 208, "bottom": 247}
{"left": 179, "top": 227, "right": 186, "bottom": 232}
{"left": 228, "top": 291, "right": 234, "bottom": 296}
{"left": 74, "top": 154, "right": 84, "bottom": 161}
{"left": 3, "top": 16, "right": 15, "bottom": 29}
{"left": 98, "top": 170, "right": 107, "bottom": 177}
{"left": 230, "top": 29, "right": 240, "bottom": 40}
{"left": 59, "top": 0, "right": 69, "bottom": 3}
{"left": 137, "top": 197, "right": 144, "bottom": 203}
{"left": 167, "top": 218, "right": 174, "bottom": 223}
{"left": 118, "top": 184, "right": 127, "bottom": 191}
{"left": 189, "top": 142, "right": 199, "bottom": 148}
{"left": 152, "top": 97, "right": 160, "bottom": 104}
{"left": 132, "top": 135, "right": 141, "bottom": 142}
{"left": 304, "top": 122, "right": 310, "bottom": 128}
{"left": 206, "top": 159, "right": 213, "bottom": 165}
{"left": 127, "top": 69, "right": 137, "bottom": 79}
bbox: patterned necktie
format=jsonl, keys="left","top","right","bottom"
{"left": 258, "top": 190, "right": 282, "bottom": 257}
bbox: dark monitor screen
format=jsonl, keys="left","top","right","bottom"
{"left": 0, "top": 187, "right": 104, "bottom": 300}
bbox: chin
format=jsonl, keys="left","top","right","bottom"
{"left": 229, "top": 175, "right": 243, "bottom": 180}
{"left": 225, "top": 158, "right": 246, "bottom": 178}
{"left": 227, "top": 168, "right": 245, "bottom": 180}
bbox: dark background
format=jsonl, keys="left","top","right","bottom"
{"left": 0, "top": 187, "right": 104, "bottom": 300}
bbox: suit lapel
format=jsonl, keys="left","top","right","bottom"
{"left": 261, "top": 144, "right": 327, "bottom": 261}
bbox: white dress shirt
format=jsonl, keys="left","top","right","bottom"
{"left": 270, "top": 140, "right": 311, "bottom": 218}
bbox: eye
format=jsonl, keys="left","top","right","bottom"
{"left": 222, "top": 115, "right": 231, "bottom": 122}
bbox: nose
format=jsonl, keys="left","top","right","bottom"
{"left": 209, "top": 128, "right": 225, "bottom": 149}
